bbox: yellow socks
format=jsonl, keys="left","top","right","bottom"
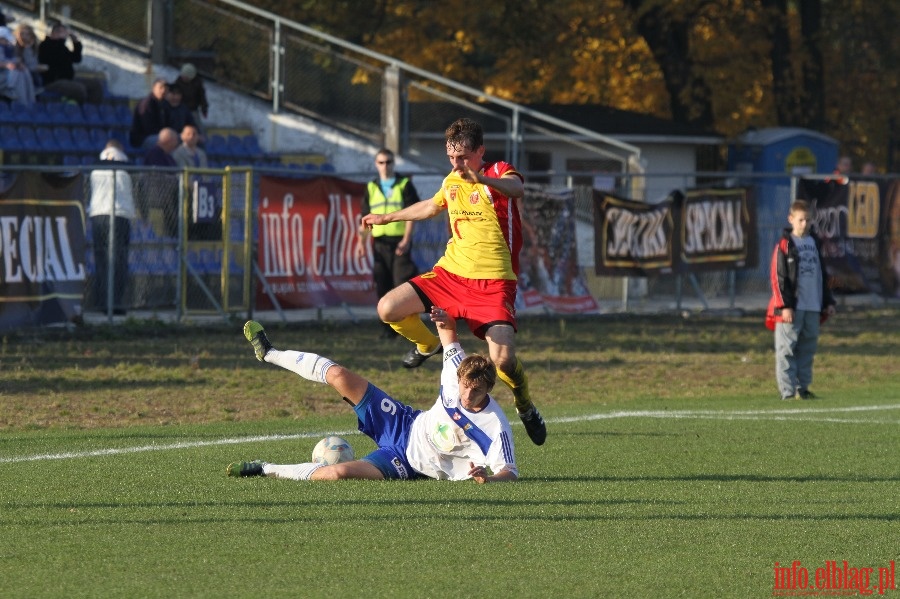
{"left": 388, "top": 314, "right": 440, "bottom": 354}
{"left": 496, "top": 358, "right": 533, "bottom": 413}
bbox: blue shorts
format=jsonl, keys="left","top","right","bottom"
{"left": 353, "top": 383, "right": 425, "bottom": 480}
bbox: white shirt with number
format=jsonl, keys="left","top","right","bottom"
{"left": 405, "top": 343, "right": 517, "bottom": 481}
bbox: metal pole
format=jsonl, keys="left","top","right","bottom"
{"left": 272, "top": 19, "right": 282, "bottom": 113}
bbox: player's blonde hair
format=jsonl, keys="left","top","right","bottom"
{"left": 457, "top": 354, "right": 496, "bottom": 392}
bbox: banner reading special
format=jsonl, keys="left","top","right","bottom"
{"left": 0, "top": 171, "right": 87, "bottom": 331}
{"left": 593, "top": 187, "right": 756, "bottom": 276}
{"left": 797, "top": 176, "right": 900, "bottom": 297}
{"left": 519, "top": 185, "right": 598, "bottom": 313}
{"left": 255, "top": 175, "right": 374, "bottom": 309}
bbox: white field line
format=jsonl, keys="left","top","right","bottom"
{"left": 2, "top": 403, "right": 899, "bottom": 464}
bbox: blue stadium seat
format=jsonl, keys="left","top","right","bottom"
{"left": 242, "top": 135, "right": 263, "bottom": 158}
{"left": 227, "top": 135, "right": 246, "bottom": 156}
{"left": 81, "top": 103, "right": 104, "bottom": 126}
{"left": 5, "top": 102, "right": 33, "bottom": 124}
{"left": 30, "top": 102, "right": 53, "bottom": 125}
{"left": 60, "top": 102, "right": 85, "bottom": 125}
{"left": 70, "top": 127, "right": 96, "bottom": 152}
{"left": 16, "top": 125, "right": 41, "bottom": 151}
{"left": 63, "top": 154, "right": 81, "bottom": 166}
{"left": 114, "top": 103, "right": 131, "bottom": 126}
{"left": 1, "top": 125, "right": 22, "bottom": 150}
{"left": 88, "top": 127, "right": 109, "bottom": 149}
{"left": 34, "top": 126, "right": 61, "bottom": 151}
{"left": 207, "top": 134, "right": 230, "bottom": 157}
{"left": 53, "top": 126, "right": 78, "bottom": 152}
{"left": 0, "top": 102, "right": 17, "bottom": 124}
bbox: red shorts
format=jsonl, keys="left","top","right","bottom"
{"left": 409, "top": 266, "right": 517, "bottom": 339}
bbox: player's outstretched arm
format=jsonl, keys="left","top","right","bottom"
{"left": 361, "top": 199, "right": 442, "bottom": 228}
{"left": 430, "top": 306, "right": 459, "bottom": 348}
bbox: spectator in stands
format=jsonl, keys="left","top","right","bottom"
{"left": 88, "top": 140, "right": 135, "bottom": 316}
{"left": 171, "top": 63, "right": 208, "bottom": 133}
{"left": 0, "top": 25, "right": 35, "bottom": 105}
{"left": 144, "top": 127, "right": 179, "bottom": 167}
{"left": 130, "top": 77, "right": 168, "bottom": 150}
{"left": 13, "top": 23, "right": 47, "bottom": 89}
{"left": 172, "top": 125, "right": 208, "bottom": 169}
{"left": 862, "top": 162, "right": 877, "bottom": 176}
{"left": 834, "top": 155, "right": 853, "bottom": 175}
{"left": 143, "top": 127, "right": 180, "bottom": 237}
{"left": 37, "top": 23, "right": 103, "bottom": 104}
{"left": 163, "top": 84, "right": 195, "bottom": 134}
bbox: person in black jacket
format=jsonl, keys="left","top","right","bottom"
{"left": 129, "top": 78, "right": 168, "bottom": 150}
{"left": 766, "top": 199, "right": 837, "bottom": 400}
{"left": 37, "top": 23, "right": 102, "bottom": 103}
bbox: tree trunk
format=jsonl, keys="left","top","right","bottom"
{"left": 623, "top": 0, "right": 715, "bottom": 130}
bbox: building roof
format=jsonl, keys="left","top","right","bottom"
{"left": 407, "top": 101, "right": 723, "bottom": 144}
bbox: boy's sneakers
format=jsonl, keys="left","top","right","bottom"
{"left": 517, "top": 405, "right": 547, "bottom": 445}
{"left": 402, "top": 344, "right": 442, "bottom": 369}
{"left": 243, "top": 320, "right": 273, "bottom": 361}
{"left": 226, "top": 460, "right": 266, "bottom": 477}
{"left": 781, "top": 393, "right": 798, "bottom": 401}
{"left": 797, "top": 389, "right": 817, "bottom": 400}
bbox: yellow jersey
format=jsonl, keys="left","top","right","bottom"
{"left": 431, "top": 161, "right": 523, "bottom": 280}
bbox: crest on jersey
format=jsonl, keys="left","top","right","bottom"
{"left": 449, "top": 185, "right": 458, "bottom": 201}
{"left": 469, "top": 191, "right": 480, "bottom": 205}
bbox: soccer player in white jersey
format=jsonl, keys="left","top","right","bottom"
{"left": 228, "top": 309, "right": 518, "bottom": 483}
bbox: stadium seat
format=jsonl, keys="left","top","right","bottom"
{"left": 53, "top": 126, "right": 78, "bottom": 152}
{"left": 242, "top": 135, "right": 263, "bottom": 158}
{"left": 88, "top": 127, "right": 109, "bottom": 149}
{"left": 63, "top": 154, "right": 81, "bottom": 166}
{"left": 34, "top": 126, "right": 61, "bottom": 152}
{"left": 114, "top": 103, "right": 132, "bottom": 126}
{"left": 0, "top": 125, "right": 22, "bottom": 150}
{"left": 227, "top": 135, "right": 246, "bottom": 156}
{"left": 4, "top": 102, "right": 32, "bottom": 124}
{"left": 16, "top": 125, "right": 41, "bottom": 151}
{"left": 0, "top": 102, "right": 17, "bottom": 124}
{"left": 70, "top": 127, "right": 96, "bottom": 152}
{"left": 206, "top": 134, "right": 230, "bottom": 158}
{"left": 81, "top": 103, "right": 104, "bottom": 126}
{"left": 30, "top": 102, "right": 53, "bottom": 125}
{"left": 60, "top": 102, "right": 85, "bottom": 125}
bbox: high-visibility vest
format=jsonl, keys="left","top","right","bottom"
{"left": 367, "top": 178, "right": 409, "bottom": 237}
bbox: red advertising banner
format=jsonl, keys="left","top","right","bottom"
{"left": 255, "top": 175, "right": 376, "bottom": 309}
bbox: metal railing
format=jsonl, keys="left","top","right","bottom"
{"left": 11, "top": 0, "right": 642, "bottom": 186}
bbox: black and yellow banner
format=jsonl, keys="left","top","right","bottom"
{"left": 593, "top": 187, "right": 756, "bottom": 276}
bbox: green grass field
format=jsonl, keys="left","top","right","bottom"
{"left": 2, "top": 307, "right": 899, "bottom": 598}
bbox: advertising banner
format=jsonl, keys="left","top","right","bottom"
{"left": 0, "top": 172, "right": 86, "bottom": 331}
{"left": 255, "top": 175, "right": 375, "bottom": 309}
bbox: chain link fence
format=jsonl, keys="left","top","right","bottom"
{"left": 76, "top": 165, "right": 252, "bottom": 320}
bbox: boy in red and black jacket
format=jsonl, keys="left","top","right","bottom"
{"left": 766, "top": 199, "right": 837, "bottom": 400}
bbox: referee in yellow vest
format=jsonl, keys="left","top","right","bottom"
{"left": 356, "top": 148, "right": 422, "bottom": 339}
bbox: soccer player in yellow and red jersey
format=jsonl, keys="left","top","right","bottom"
{"left": 360, "top": 118, "right": 546, "bottom": 446}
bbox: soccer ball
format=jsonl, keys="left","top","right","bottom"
{"left": 311, "top": 436, "right": 354, "bottom": 465}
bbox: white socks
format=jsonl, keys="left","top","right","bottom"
{"left": 262, "top": 463, "right": 324, "bottom": 481}
{"left": 264, "top": 350, "right": 335, "bottom": 384}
